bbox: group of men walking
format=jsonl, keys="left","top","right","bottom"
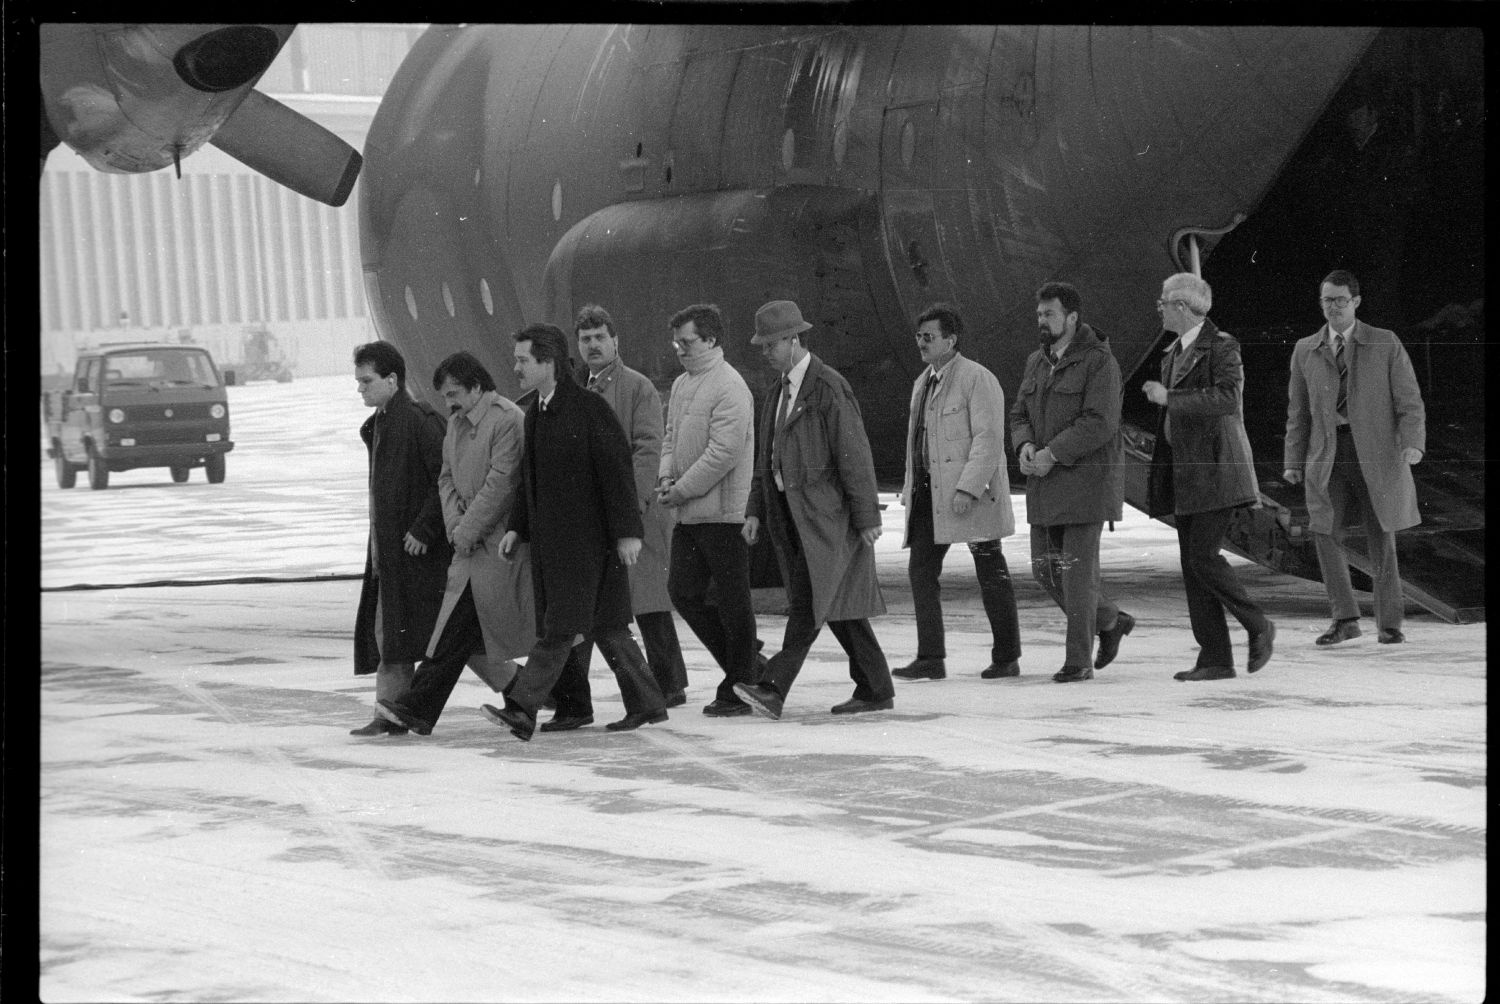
{"left": 349, "top": 268, "right": 1426, "bottom": 740}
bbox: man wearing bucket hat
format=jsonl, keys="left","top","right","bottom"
{"left": 734, "top": 299, "right": 895, "bottom": 720}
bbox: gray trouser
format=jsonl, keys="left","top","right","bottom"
{"left": 1313, "top": 427, "right": 1405, "bottom": 630}
{"left": 1029, "top": 522, "right": 1121, "bottom": 670}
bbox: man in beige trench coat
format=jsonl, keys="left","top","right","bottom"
{"left": 1284, "top": 269, "right": 1426, "bottom": 645}
{"left": 377, "top": 351, "right": 536, "bottom": 735}
{"left": 894, "top": 302, "right": 1023, "bottom": 683}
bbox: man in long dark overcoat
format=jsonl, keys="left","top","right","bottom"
{"left": 350, "top": 341, "right": 452, "bottom": 735}
{"left": 547, "top": 304, "right": 687, "bottom": 726}
{"left": 1143, "top": 272, "right": 1275, "bottom": 681}
{"left": 484, "top": 323, "right": 668, "bottom": 741}
{"left": 734, "top": 300, "right": 894, "bottom": 720}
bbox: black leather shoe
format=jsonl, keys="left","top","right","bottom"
{"left": 892, "top": 658, "right": 946, "bottom": 680}
{"left": 481, "top": 703, "right": 535, "bottom": 742}
{"left": 702, "top": 699, "right": 753, "bottom": 717}
{"left": 830, "top": 696, "right": 894, "bottom": 714}
{"left": 349, "top": 716, "right": 408, "bottom": 737}
{"left": 981, "top": 660, "right": 1020, "bottom": 679}
{"left": 1174, "top": 665, "right": 1236, "bottom": 681}
{"left": 605, "top": 709, "right": 668, "bottom": 731}
{"left": 1052, "top": 666, "right": 1093, "bottom": 683}
{"left": 1377, "top": 628, "right": 1405, "bottom": 644}
{"left": 733, "top": 682, "right": 784, "bottom": 720}
{"left": 539, "top": 714, "right": 594, "bottom": 733}
{"left": 1094, "top": 612, "right": 1135, "bottom": 669}
{"left": 663, "top": 690, "right": 687, "bottom": 708}
{"left": 1247, "top": 621, "right": 1275, "bottom": 673}
{"left": 375, "top": 699, "right": 432, "bottom": 736}
{"left": 1316, "top": 618, "right": 1361, "bottom": 645}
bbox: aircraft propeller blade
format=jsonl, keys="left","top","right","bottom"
{"left": 210, "top": 89, "right": 362, "bottom": 207}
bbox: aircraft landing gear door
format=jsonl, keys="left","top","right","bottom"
{"left": 880, "top": 102, "right": 949, "bottom": 322}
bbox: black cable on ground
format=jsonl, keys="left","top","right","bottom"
{"left": 42, "top": 573, "right": 364, "bottom": 592}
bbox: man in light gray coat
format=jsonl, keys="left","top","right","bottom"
{"left": 376, "top": 351, "right": 536, "bottom": 735}
{"left": 657, "top": 303, "right": 760, "bottom": 717}
{"left": 895, "top": 303, "right": 1022, "bottom": 682}
{"left": 1283, "top": 269, "right": 1426, "bottom": 645}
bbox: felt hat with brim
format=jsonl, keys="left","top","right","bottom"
{"left": 751, "top": 300, "right": 812, "bottom": 345}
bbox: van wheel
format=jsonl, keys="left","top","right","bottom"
{"left": 170, "top": 465, "right": 191, "bottom": 483}
{"left": 205, "top": 453, "right": 226, "bottom": 484}
{"left": 55, "top": 450, "right": 77, "bottom": 489}
{"left": 88, "top": 450, "right": 110, "bottom": 490}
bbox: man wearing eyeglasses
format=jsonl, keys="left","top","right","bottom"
{"left": 1010, "top": 281, "right": 1130, "bottom": 682}
{"left": 656, "top": 303, "right": 760, "bottom": 716}
{"left": 1283, "top": 270, "right": 1426, "bottom": 646}
{"left": 1142, "top": 274, "right": 1275, "bottom": 681}
{"left": 894, "top": 302, "right": 1023, "bottom": 683}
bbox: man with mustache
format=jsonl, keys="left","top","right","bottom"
{"left": 536, "top": 304, "right": 689, "bottom": 731}
{"left": 375, "top": 351, "right": 536, "bottom": 735}
{"left": 1010, "top": 282, "right": 1132, "bottom": 682}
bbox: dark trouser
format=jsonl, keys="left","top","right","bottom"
{"left": 508, "top": 627, "right": 664, "bottom": 719}
{"left": 1176, "top": 507, "right": 1270, "bottom": 669}
{"left": 1313, "top": 426, "right": 1405, "bottom": 630}
{"left": 668, "top": 522, "right": 758, "bottom": 705}
{"left": 1029, "top": 522, "right": 1120, "bottom": 670}
{"left": 396, "top": 584, "right": 483, "bottom": 728}
{"left": 907, "top": 477, "right": 1022, "bottom": 664}
{"left": 761, "top": 490, "right": 893, "bottom": 703}
{"left": 556, "top": 609, "right": 688, "bottom": 709}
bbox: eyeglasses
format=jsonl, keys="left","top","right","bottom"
{"left": 670, "top": 335, "right": 700, "bottom": 349}
{"left": 914, "top": 331, "right": 949, "bottom": 343}
{"left": 1156, "top": 298, "right": 1188, "bottom": 311}
{"left": 1320, "top": 296, "right": 1353, "bottom": 308}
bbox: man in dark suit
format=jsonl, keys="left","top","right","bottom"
{"left": 734, "top": 300, "right": 894, "bottom": 720}
{"left": 1143, "top": 272, "right": 1275, "bottom": 681}
{"left": 483, "top": 323, "right": 668, "bottom": 741}
{"left": 1283, "top": 269, "right": 1426, "bottom": 645}
{"left": 544, "top": 304, "right": 688, "bottom": 729}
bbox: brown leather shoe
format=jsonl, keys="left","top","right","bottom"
{"left": 1316, "top": 618, "right": 1361, "bottom": 645}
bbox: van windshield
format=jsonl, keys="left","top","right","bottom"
{"left": 103, "top": 351, "right": 220, "bottom": 389}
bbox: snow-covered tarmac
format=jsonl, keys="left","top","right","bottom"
{"left": 40, "top": 376, "right": 1485, "bottom": 1002}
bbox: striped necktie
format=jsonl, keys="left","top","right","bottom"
{"left": 771, "top": 376, "right": 792, "bottom": 474}
{"left": 1334, "top": 334, "right": 1348, "bottom": 419}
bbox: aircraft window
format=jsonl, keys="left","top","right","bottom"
{"left": 834, "top": 119, "right": 848, "bottom": 166}
{"left": 782, "top": 128, "right": 796, "bottom": 171}
{"left": 479, "top": 278, "right": 494, "bottom": 315}
{"left": 473, "top": 168, "right": 481, "bottom": 187}
{"left": 665, "top": 164, "right": 673, "bottom": 186}
{"left": 551, "top": 180, "right": 563, "bottom": 222}
{"left": 442, "top": 282, "right": 455, "bottom": 318}
{"left": 901, "top": 119, "right": 916, "bottom": 170}
{"left": 405, "top": 286, "right": 419, "bottom": 321}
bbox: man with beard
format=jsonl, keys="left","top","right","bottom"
{"left": 374, "top": 351, "right": 536, "bottom": 735}
{"left": 537, "top": 304, "right": 689, "bottom": 730}
{"left": 484, "top": 323, "right": 668, "bottom": 741}
{"left": 1010, "top": 282, "right": 1133, "bottom": 682}
{"left": 349, "top": 341, "right": 451, "bottom": 735}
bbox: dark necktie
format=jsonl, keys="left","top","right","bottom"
{"left": 587, "top": 374, "right": 599, "bottom": 392}
{"left": 771, "top": 376, "right": 792, "bottom": 474}
{"left": 913, "top": 373, "right": 937, "bottom": 474}
{"left": 1334, "top": 334, "right": 1348, "bottom": 419}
